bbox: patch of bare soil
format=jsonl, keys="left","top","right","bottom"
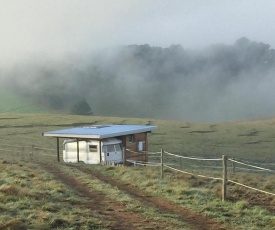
{"left": 65, "top": 164, "right": 229, "bottom": 230}
{"left": 40, "top": 163, "right": 184, "bottom": 230}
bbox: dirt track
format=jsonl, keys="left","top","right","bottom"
{"left": 39, "top": 162, "right": 228, "bottom": 230}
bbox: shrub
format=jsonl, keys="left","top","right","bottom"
{"left": 70, "top": 97, "right": 92, "bottom": 115}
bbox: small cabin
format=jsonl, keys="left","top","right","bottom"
{"left": 42, "top": 124, "right": 156, "bottom": 165}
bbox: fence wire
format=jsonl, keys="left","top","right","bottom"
{"left": 1, "top": 143, "right": 275, "bottom": 199}
{"left": 229, "top": 158, "right": 275, "bottom": 173}
{"left": 228, "top": 179, "right": 275, "bottom": 196}
{"left": 164, "top": 165, "right": 222, "bottom": 181}
{"left": 165, "top": 151, "right": 222, "bottom": 161}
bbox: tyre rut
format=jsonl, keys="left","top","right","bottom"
{"left": 65, "top": 164, "right": 229, "bottom": 230}
{"left": 39, "top": 162, "right": 184, "bottom": 230}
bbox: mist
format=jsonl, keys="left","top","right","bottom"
{"left": 1, "top": 38, "right": 275, "bottom": 122}
{"left": 1, "top": 1, "right": 275, "bottom": 122}
{"left": 1, "top": 0, "right": 275, "bottom": 65}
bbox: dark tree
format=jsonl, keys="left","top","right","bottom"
{"left": 70, "top": 97, "right": 92, "bottom": 115}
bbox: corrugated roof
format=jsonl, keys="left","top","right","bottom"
{"left": 42, "top": 124, "right": 157, "bottom": 139}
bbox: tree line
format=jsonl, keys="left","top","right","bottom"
{"left": 2, "top": 37, "right": 275, "bottom": 121}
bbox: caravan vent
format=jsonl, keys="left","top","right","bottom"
{"left": 85, "top": 125, "right": 110, "bottom": 129}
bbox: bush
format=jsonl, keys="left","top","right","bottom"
{"left": 70, "top": 98, "right": 92, "bottom": 115}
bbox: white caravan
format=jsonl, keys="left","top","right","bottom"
{"left": 63, "top": 138, "right": 123, "bottom": 164}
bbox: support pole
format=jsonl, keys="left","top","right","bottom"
{"left": 77, "top": 139, "right": 80, "bottom": 162}
{"left": 99, "top": 140, "right": 102, "bottom": 164}
{"left": 222, "top": 155, "right": 228, "bottom": 201}
{"left": 145, "top": 133, "right": 148, "bottom": 163}
{"left": 123, "top": 147, "right": 126, "bottom": 166}
{"left": 160, "top": 148, "right": 164, "bottom": 179}
{"left": 57, "top": 138, "right": 60, "bottom": 162}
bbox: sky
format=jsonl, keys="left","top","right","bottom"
{"left": 1, "top": 0, "right": 275, "bottom": 66}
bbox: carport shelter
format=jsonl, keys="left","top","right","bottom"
{"left": 42, "top": 124, "right": 156, "bottom": 164}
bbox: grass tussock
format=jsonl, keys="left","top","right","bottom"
{"left": 0, "top": 161, "right": 106, "bottom": 229}
{"left": 0, "top": 184, "right": 21, "bottom": 195}
{"left": 0, "top": 113, "right": 275, "bottom": 229}
{"left": 0, "top": 219, "right": 28, "bottom": 230}
{"left": 91, "top": 164, "right": 275, "bottom": 230}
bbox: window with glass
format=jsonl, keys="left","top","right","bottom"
{"left": 128, "top": 135, "right": 134, "bottom": 143}
{"left": 89, "top": 145, "right": 97, "bottom": 152}
{"left": 106, "top": 145, "right": 115, "bottom": 152}
{"left": 114, "top": 144, "right": 122, "bottom": 153}
{"left": 138, "top": 141, "right": 143, "bottom": 152}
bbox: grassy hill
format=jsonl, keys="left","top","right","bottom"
{"left": 0, "top": 113, "right": 275, "bottom": 229}
{"left": 0, "top": 91, "right": 48, "bottom": 113}
{"left": 1, "top": 112, "right": 275, "bottom": 160}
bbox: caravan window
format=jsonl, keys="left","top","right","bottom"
{"left": 106, "top": 145, "right": 115, "bottom": 152}
{"left": 89, "top": 145, "right": 97, "bottom": 152}
{"left": 114, "top": 144, "right": 122, "bottom": 152}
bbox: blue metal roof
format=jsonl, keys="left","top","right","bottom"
{"left": 43, "top": 124, "right": 156, "bottom": 139}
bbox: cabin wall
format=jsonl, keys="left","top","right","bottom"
{"left": 123, "top": 132, "right": 148, "bottom": 164}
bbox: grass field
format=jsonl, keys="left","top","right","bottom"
{"left": 0, "top": 91, "right": 47, "bottom": 113}
{"left": 0, "top": 113, "right": 275, "bottom": 229}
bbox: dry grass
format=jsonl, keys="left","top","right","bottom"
{"left": 0, "top": 160, "right": 106, "bottom": 229}
{"left": 0, "top": 113, "right": 275, "bottom": 229}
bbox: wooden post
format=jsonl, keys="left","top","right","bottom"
{"left": 180, "top": 157, "right": 182, "bottom": 170}
{"left": 57, "top": 138, "right": 60, "bottom": 162}
{"left": 222, "top": 155, "right": 228, "bottom": 201}
{"left": 123, "top": 147, "right": 126, "bottom": 166}
{"left": 160, "top": 148, "right": 164, "bottom": 179}
{"left": 232, "top": 157, "right": 235, "bottom": 174}
{"left": 77, "top": 139, "right": 79, "bottom": 162}
{"left": 145, "top": 133, "right": 148, "bottom": 163}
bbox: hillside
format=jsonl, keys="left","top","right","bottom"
{"left": 1, "top": 37, "right": 275, "bottom": 122}
{"left": 1, "top": 113, "right": 275, "bottom": 160}
{"left": 0, "top": 113, "right": 275, "bottom": 229}
{"left": 0, "top": 90, "right": 48, "bottom": 114}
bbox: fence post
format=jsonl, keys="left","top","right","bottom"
{"left": 160, "top": 148, "right": 164, "bottom": 179}
{"left": 232, "top": 157, "right": 235, "bottom": 174}
{"left": 30, "top": 145, "right": 34, "bottom": 160}
{"left": 222, "top": 155, "right": 228, "bottom": 201}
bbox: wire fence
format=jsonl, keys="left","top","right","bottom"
{"left": 125, "top": 148, "right": 275, "bottom": 201}
{"left": 1, "top": 143, "right": 275, "bottom": 201}
{"left": 0, "top": 143, "right": 57, "bottom": 159}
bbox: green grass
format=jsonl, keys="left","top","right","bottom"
{"left": 60, "top": 165, "right": 189, "bottom": 229}
{"left": 93, "top": 165, "right": 275, "bottom": 230}
{"left": 0, "top": 113, "right": 275, "bottom": 229}
{"left": 0, "top": 161, "right": 105, "bottom": 229}
{"left": 1, "top": 113, "right": 275, "bottom": 161}
{"left": 0, "top": 91, "right": 47, "bottom": 113}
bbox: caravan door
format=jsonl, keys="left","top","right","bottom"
{"left": 85, "top": 143, "right": 100, "bottom": 164}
